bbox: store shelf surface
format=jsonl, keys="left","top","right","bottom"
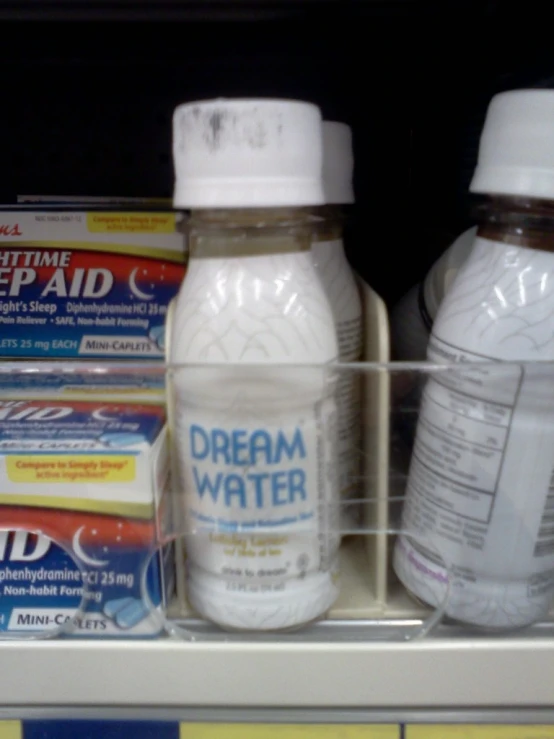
{"left": 1, "top": 632, "right": 553, "bottom": 709}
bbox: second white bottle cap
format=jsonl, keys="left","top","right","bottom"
{"left": 322, "top": 121, "right": 355, "bottom": 205}
{"left": 471, "top": 89, "right": 554, "bottom": 199}
{"left": 173, "top": 98, "right": 325, "bottom": 209}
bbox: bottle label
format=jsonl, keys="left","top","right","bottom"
{"left": 171, "top": 249, "right": 341, "bottom": 627}
{"left": 395, "top": 236, "right": 554, "bottom": 627}
{"left": 396, "top": 336, "right": 554, "bottom": 627}
{"left": 177, "top": 397, "right": 339, "bottom": 591}
{"left": 336, "top": 370, "right": 362, "bottom": 509}
{"left": 312, "top": 239, "right": 362, "bottom": 507}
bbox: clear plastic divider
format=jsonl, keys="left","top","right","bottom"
{"left": 0, "top": 359, "right": 552, "bottom": 639}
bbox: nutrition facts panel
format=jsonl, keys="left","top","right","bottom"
{"left": 410, "top": 339, "right": 523, "bottom": 525}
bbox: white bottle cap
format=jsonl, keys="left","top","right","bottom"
{"left": 471, "top": 89, "right": 554, "bottom": 199}
{"left": 173, "top": 98, "right": 325, "bottom": 208}
{"left": 322, "top": 121, "right": 355, "bottom": 204}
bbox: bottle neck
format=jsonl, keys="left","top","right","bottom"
{"left": 475, "top": 195, "right": 554, "bottom": 253}
{"left": 310, "top": 204, "right": 348, "bottom": 243}
{"left": 186, "top": 207, "right": 313, "bottom": 258}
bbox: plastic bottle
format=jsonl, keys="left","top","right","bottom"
{"left": 390, "top": 228, "right": 477, "bottom": 454}
{"left": 391, "top": 227, "right": 477, "bottom": 361}
{"left": 394, "top": 89, "right": 554, "bottom": 628}
{"left": 169, "top": 99, "right": 340, "bottom": 631}
{"left": 312, "top": 121, "right": 363, "bottom": 523}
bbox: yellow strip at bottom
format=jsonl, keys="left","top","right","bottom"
{"left": 0, "top": 721, "right": 21, "bottom": 739}
{"left": 406, "top": 726, "right": 554, "bottom": 738}
{"left": 180, "top": 725, "right": 399, "bottom": 739}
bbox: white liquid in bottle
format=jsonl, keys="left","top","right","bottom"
{"left": 170, "top": 99, "right": 340, "bottom": 631}
{"left": 312, "top": 122, "right": 363, "bottom": 521}
{"left": 394, "top": 90, "right": 554, "bottom": 628}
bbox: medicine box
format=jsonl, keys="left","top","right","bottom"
{"left": 0, "top": 364, "right": 167, "bottom": 404}
{"left": 0, "top": 209, "right": 186, "bottom": 358}
{"left": 0, "top": 399, "right": 172, "bottom": 637}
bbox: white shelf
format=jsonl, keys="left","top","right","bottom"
{"left": 1, "top": 634, "right": 553, "bottom": 709}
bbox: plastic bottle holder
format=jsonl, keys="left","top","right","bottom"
{"left": 0, "top": 359, "right": 552, "bottom": 641}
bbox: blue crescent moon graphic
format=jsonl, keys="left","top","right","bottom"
{"left": 72, "top": 526, "right": 109, "bottom": 567}
{"left": 129, "top": 268, "right": 155, "bottom": 300}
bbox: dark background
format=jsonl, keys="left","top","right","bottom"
{"left": 1, "top": 0, "right": 552, "bottom": 303}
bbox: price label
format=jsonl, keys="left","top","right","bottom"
{"left": 4, "top": 720, "right": 177, "bottom": 738}
{"left": 406, "top": 727, "right": 554, "bottom": 738}
{"left": 0, "top": 723, "right": 20, "bottom": 739}
{"left": 180, "top": 725, "right": 399, "bottom": 738}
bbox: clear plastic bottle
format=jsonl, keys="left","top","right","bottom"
{"left": 391, "top": 227, "right": 477, "bottom": 362}
{"left": 169, "top": 99, "right": 340, "bottom": 631}
{"left": 394, "top": 90, "right": 554, "bottom": 628}
{"left": 312, "top": 121, "right": 363, "bottom": 524}
{"left": 390, "top": 227, "right": 477, "bottom": 453}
